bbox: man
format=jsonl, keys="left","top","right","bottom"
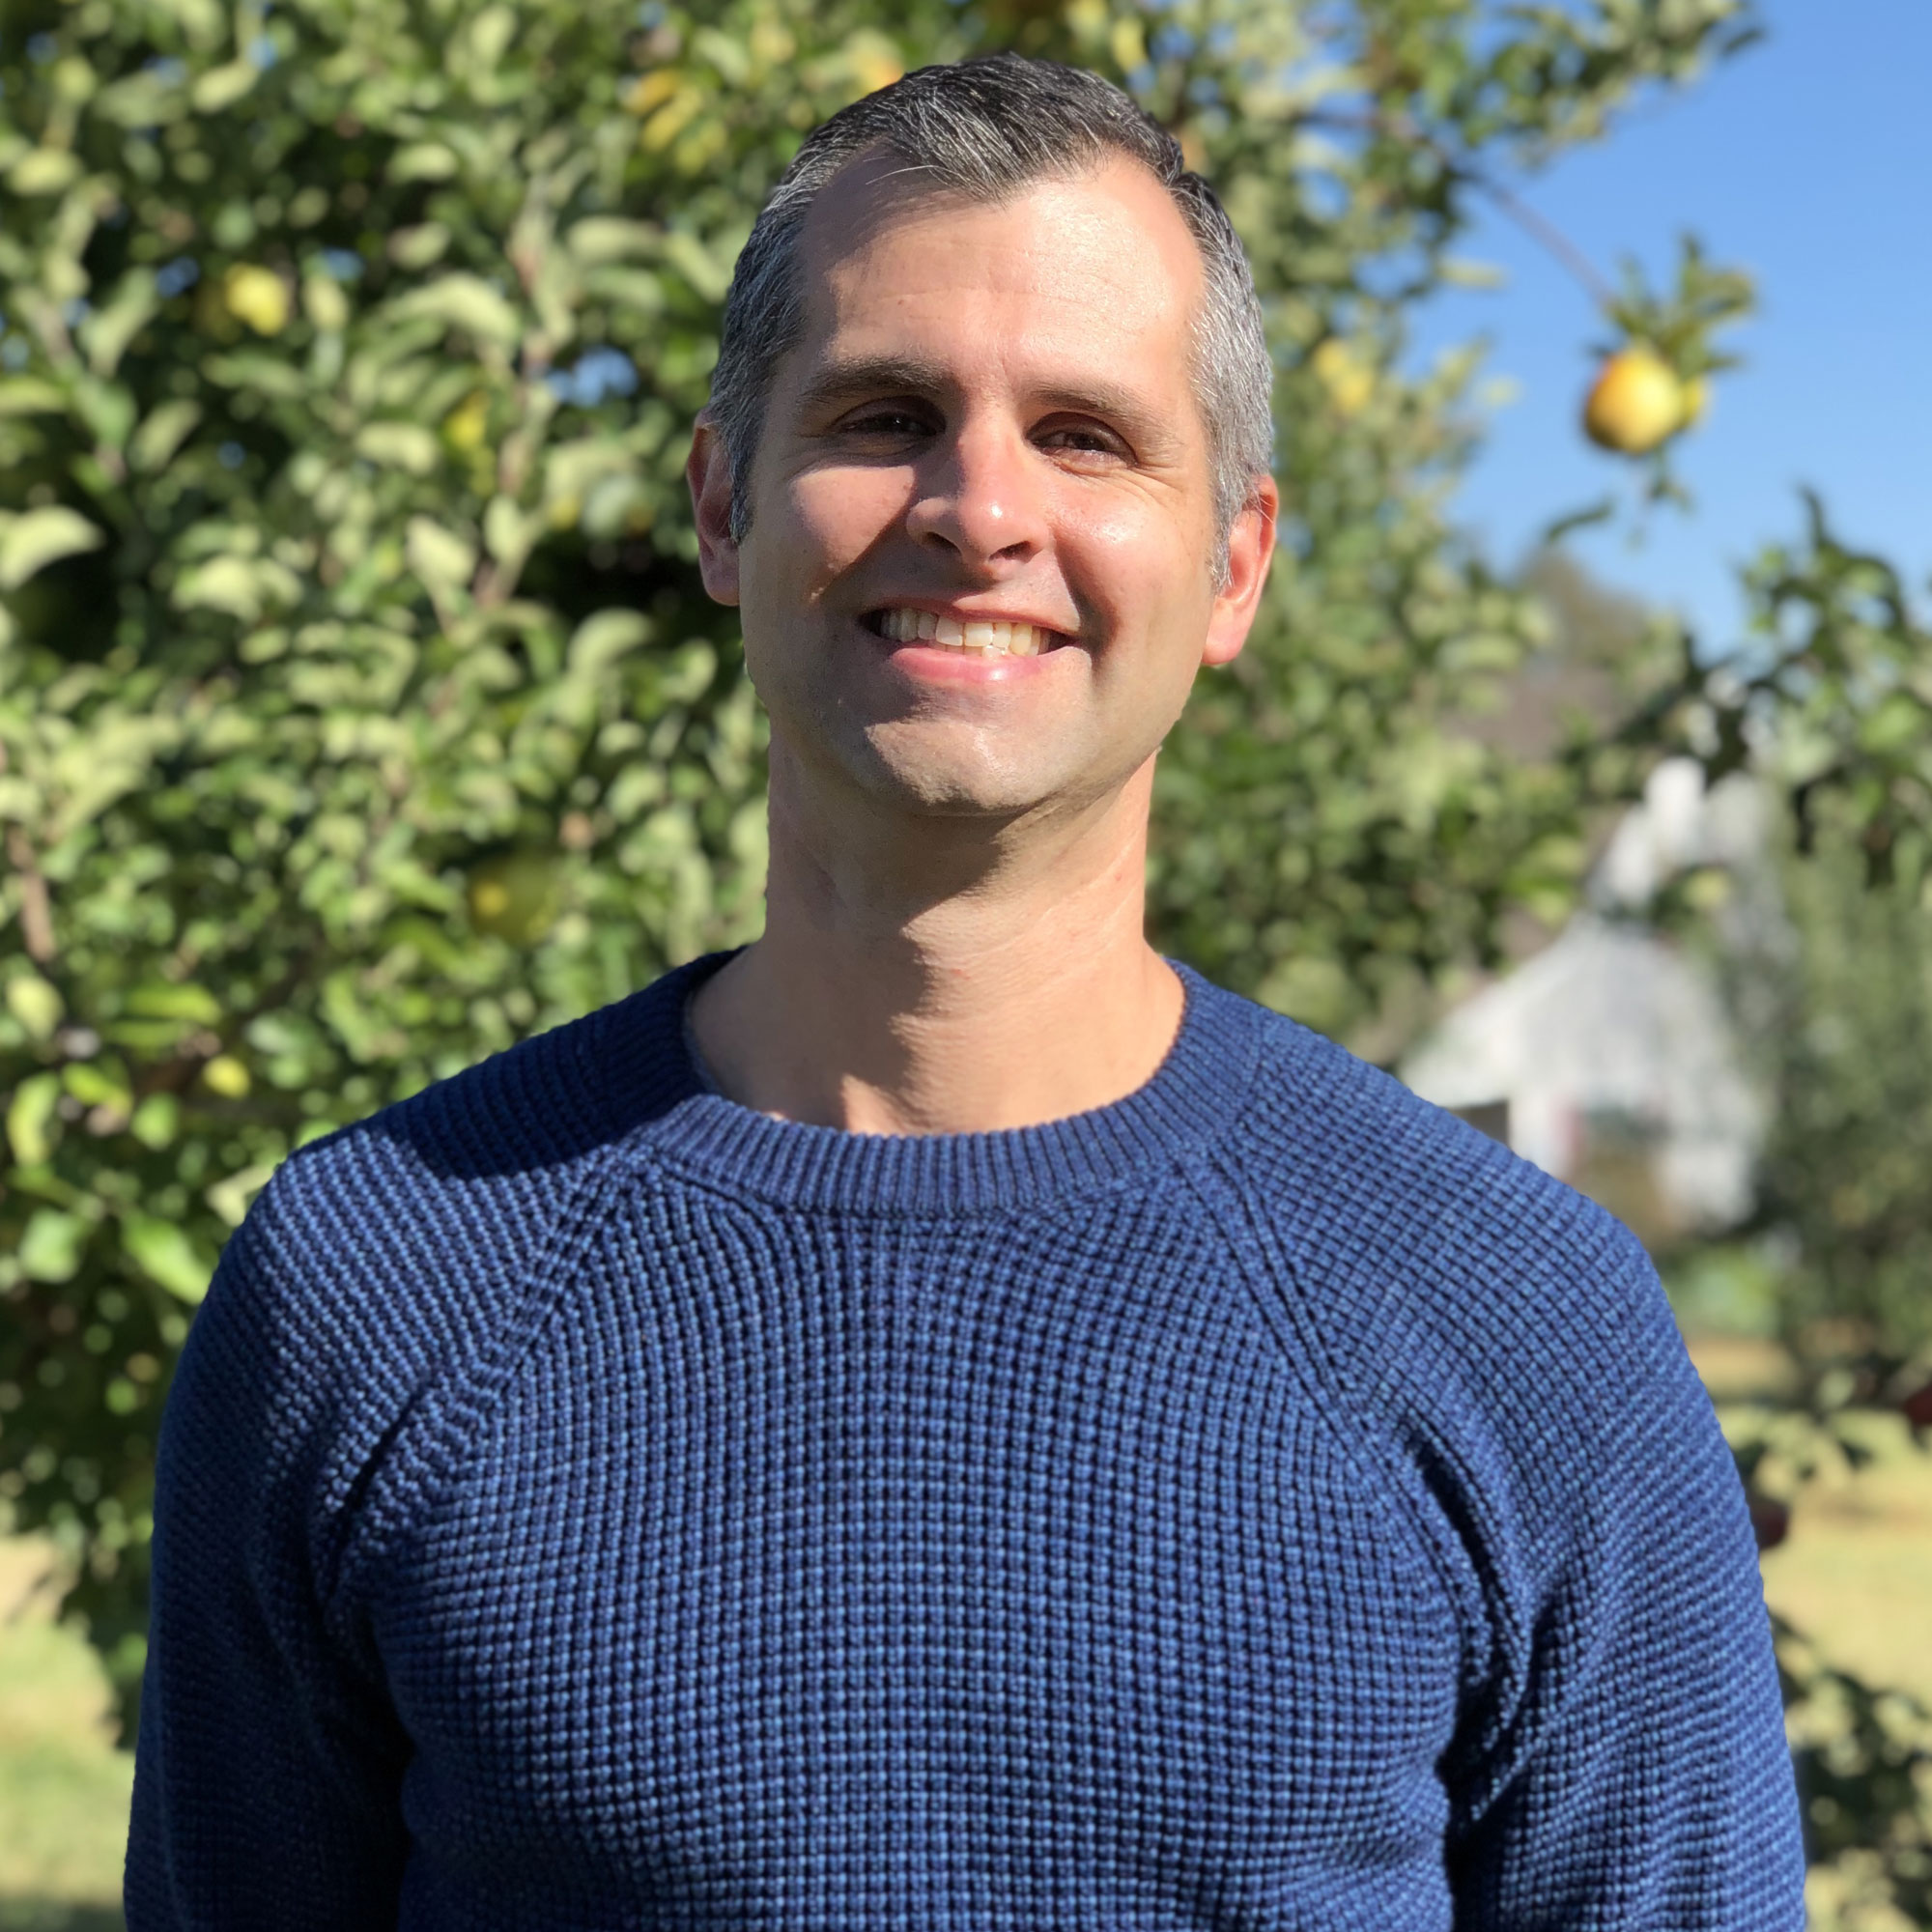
{"left": 127, "top": 52, "right": 1805, "bottom": 1928}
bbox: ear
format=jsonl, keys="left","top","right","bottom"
{"left": 686, "top": 414, "right": 742, "bottom": 608}
{"left": 1202, "top": 474, "right": 1278, "bottom": 669}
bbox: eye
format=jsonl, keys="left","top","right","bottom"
{"left": 1036, "top": 419, "right": 1129, "bottom": 461}
{"left": 838, "top": 406, "right": 933, "bottom": 439}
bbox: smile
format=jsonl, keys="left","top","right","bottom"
{"left": 865, "top": 607, "right": 1067, "bottom": 658}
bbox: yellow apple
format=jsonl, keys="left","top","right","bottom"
{"left": 201, "top": 1053, "right": 252, "bottom": 1098}
{"left": 1312, "top": 338, "right": 1375, "bottom": 417}
{"left": 1582, "top": 346, "right": 1689, "bottom": 454}
{"left": 222, "top": 265, "right": 291, "bottom": 336}
{"left": 467, "top": 851, "right": 561, "bottom": 945}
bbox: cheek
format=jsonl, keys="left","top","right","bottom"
{"left": 780, "top": 467, "right": 911, "bottom": 588}
{"left": 1064, "top": 497, "right": 1210, "bottom": 639}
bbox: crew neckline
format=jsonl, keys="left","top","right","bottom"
{"left": 596, "top": 948, "right": 1266, "bottom": 1215}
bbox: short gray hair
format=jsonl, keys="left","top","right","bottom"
{"left": 707, "top": 52, "right": 1275, "bottom": 585}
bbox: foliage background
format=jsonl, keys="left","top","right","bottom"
{"left": 2, "top": 0, "right": 1929, "bottom": 1918}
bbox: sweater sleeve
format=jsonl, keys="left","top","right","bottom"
{"left": 124, "top": 1169, "right": 412, "bottom": 1928}
{"left": 1435, "top": 1222, "right": 1807, "bottom": 1929}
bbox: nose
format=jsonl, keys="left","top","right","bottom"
{"left": 903, "top": 417, "right": 1047, "bottom": 570}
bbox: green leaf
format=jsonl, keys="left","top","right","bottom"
{"left": 389, "top": 143, "right": 462, "bottom": 183}
{"left": 202, "top": 354, "right": 309, "bottom": 402}
{"left": 124, "top": 981, "right": 224, "bottom": 1024}
{"left": 0, "top": 378, "right": 67, "bottom": 417}
{"left": 129, "top": 399, "right": 203, "bottom": 473}
{"left": 388, "top": 223, "right": 452, "bottom": 271}
{"left": 0, "top": 507, "right": 105, "bottom": 591}
{"left": 7, "top": 1072, "right": 62, "bottom": 1166}
{"left": 303, "top": 273, "right": 352, "bottom": 333}
{"left": 460, "top": 5, "right": 517, "bottom": 73}
{"left": 71, "top": 377, "right": 138, "bottom": 452}
{"left": 659, "top": 231, "right": 732, "bottom": 303}
{"left": 172, "top": 554, "right": 300, "bottom": 623}
{"left": 7, "top": 149, "right": 82, "bottom": 196}
{"left": 19, "top": 1208, "right": 85, "bottom": 1283}
{"left": 128, "top": 1094, "right": 181, "bottom": 1151}
{"left": 581, "top": 267, "right": 667, "bottom": 317}
{"left": 79, "top": 270, "right": 161, "bottom": 380}
{"left": 567, "top": 608, "right": 652, "bottom": 675}
{"left": 94, "top": 68, "right": 190, "bottom": 128}
{"left": 122, "top": 1214, "right": 214, "bottom": 1305}
{"left": 207, "top": 1159, "right": 279, "bottom": 1229}
{"left": 483, "top": 495, "right": 538, "bottom": 564}
{"left": 388, "top": 274, "right": 522, "bottom": 348}
{"left": 6, "top": 973, "right": 65, "bottom": 1040}
{"left": 355, "top": 421, "right": 441, "bottom": 474}
{"left": 567, "top": 217, "right": 662, "bottom": 265}
{"left": 156, "top": 0, "right": 225, "bottom": 51}
{"left": 407, "top": 515, "right": 478, "bottom": 602}
{"left": 190, "top": 58, "right": 260, "bottom": 112}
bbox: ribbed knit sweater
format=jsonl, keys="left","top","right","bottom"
{"left": 126, "top": 951, "right": 1806, "bottom": 1929}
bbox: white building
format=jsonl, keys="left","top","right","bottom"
{"left": 1400, "top": 759, "right": 1775, "bottom": 1241}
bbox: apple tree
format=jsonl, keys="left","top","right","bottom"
{"left": 3, "top": 8, "right": 1930, "bottom": 1909}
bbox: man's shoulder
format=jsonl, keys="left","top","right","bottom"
{"left": 1207, "top": 985, "right": 1721, "bottom": 1620}
{"left": 264, "top": 997, "right": 616, "bottom": 1236}
{"left": 1208, "top": 984, "right": 1675, "bottom": 1398}
{"left": 208, "top": 971, "right": 690, "bottom": 1365}
{"left": 1219, "top": 985, "right": 1620, "bottom": 1241}
{"left": 152, "top": 974, "right": 702, "bottom": 1612}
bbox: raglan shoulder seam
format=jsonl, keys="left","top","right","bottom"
{"left": 1178, "top": 1135, "right": 1489, "bottom": 1701}
{"left": 320, "top": 1146, "right": 634, "bottom": 1634}
{"left": 293, "top": 998, "right": 640, "bottom": 1635}
{"left": 1213, "top": 1009, "right": 1730, "bottom": 1804}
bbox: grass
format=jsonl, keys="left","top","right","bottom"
{"left": 1688, "top": 1334, "right": 1932, "bottom": 1708}
{"left": 1762, "top": 1432, "right": 1932, "bottom": 1703}
{"left": 0, "top": 1541, "right": 131, "bottom": 1930}
{"left": 0, "top": 1336, "right": 1926, "bottom": 1923}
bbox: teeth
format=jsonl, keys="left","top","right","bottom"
{"left": 874, "top": 609, "right": 1053, "bottom": 656}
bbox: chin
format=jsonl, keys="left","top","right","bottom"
{"left": 844, "top": 733, "right": 1076, "bottom": 820}
{"left": 858, "top": 762, "right": 1057, "bottom": 820}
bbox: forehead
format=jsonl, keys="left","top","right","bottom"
{"left": 785, "top": 151, "right": 1206, "bottom": 398}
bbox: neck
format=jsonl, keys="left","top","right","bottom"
{"left": 688, "top": 743, "right": 1183, "bottom": 1134}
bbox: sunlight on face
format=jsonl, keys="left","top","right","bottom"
{"left": 733, "top": 152, "right": 1266, "bottom": 822}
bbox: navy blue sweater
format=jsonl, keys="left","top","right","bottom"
{"left": 126, "top": 952, "right": 1805, "bottom": 1928}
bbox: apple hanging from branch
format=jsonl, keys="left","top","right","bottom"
{"left": 1577, "top": 235, "right": 1753, "bottom": 478}
{"left": 1583, "top": 344, "right": 1700, "bottom": 454}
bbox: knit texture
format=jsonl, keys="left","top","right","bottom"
{"left": 126, "top": 951, "right": 1806, "bottom": 1929}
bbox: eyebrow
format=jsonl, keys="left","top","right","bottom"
{"left": 790, "top": 354, "right": 1179, "bottom": 453}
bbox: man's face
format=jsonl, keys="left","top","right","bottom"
{"left": 690, "top": 151, "right": 1276, "bottom": 822}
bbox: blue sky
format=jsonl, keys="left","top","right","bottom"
{"left": 1406, "top": 0, "right": 1932, "bottom": 650}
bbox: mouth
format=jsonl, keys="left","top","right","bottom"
{"left": 862, "top": 606, "right": 1071, "bottom": 659}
